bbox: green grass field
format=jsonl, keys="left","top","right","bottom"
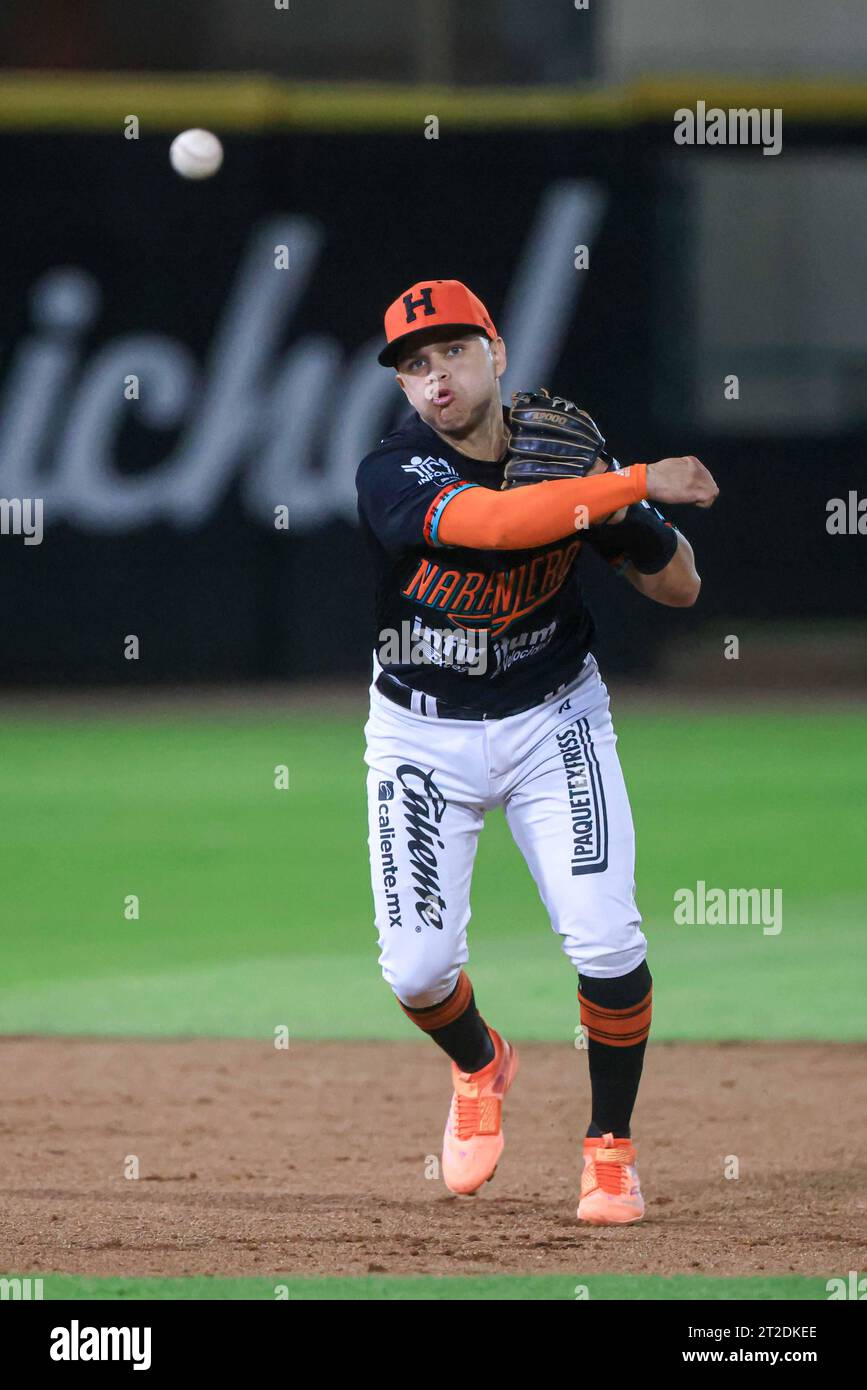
{"left": 2, "top": 706, "right": 864, "bottom": 1301}
{"left": 1, "top": 708, "right": 863, "bottom": 1042}
{"left": 27, "top": 1274, "right": 842, "bottom": 1301}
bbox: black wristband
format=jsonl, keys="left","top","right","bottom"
{"left": 597, "top": 501, "right": 679, "bottom": 575}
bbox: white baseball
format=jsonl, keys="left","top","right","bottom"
{"left": 169, "top": 128, "right": 224, "bottom": 180}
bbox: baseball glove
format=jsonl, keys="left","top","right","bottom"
{"left": 504, "top": 388, "right": 610, "bottom": 487}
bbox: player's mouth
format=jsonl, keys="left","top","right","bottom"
{"left": 432, "top": 389, "right": 455, "bottom": 407}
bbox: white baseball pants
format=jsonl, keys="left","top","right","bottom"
{"left": 363, "top": 655, "right": 647, "bottom": 1008}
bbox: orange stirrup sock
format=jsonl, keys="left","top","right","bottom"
{"left": 398, "top": 970, "right": 496, "bottom": 1073}
{"left": 577, "top": 961, "right": 653, "bottom": 1138}
{"left": 400, "top": 970, "right": 473, "bottom": 1031}
{"left": 578, "top": 986, "right": 653, "bottom": 1047}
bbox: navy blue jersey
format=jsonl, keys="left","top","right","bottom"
{"left": 356, "top": 409, "right": 635, "bottom": 717}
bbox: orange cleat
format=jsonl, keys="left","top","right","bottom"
{"left": 577, "top": 1131, "right": 645, "bottom": 1225}
{"left": 442, "top": 1029, "right": 519, "bottom": 1196}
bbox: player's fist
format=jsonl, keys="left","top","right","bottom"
{"left": 645, "top": 455, "right": 718, "bottom": 509}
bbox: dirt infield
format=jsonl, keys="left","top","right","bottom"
{"left": 1, "top": 1038, "right": 865, "bottom": 1280}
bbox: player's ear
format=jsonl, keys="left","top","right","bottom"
{"left": 394, "top": 371, "right": 410, "bottom": 399}
{"left": 491, "top": 336, "right": 507, "bottom": 380}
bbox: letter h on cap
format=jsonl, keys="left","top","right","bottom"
{"left": 402, "top": 287, "right": 436, "bottom": 324}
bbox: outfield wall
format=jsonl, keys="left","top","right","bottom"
{"left": 0, "top": 77, "right": 864, "bottom": 683}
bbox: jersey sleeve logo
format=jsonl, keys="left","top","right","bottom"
{"left": 401, "top": 455, "right": 461, "bottom": 485}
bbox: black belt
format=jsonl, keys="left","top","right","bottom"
{"left": 375, "top": 673, "right": 485, "bottom": 720}
{"left": 374, "top": 669, "right": 584, "bottom": 722}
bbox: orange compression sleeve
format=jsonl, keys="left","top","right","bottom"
{"left": 436, "top": 465, "right": 648, "bottom": 550}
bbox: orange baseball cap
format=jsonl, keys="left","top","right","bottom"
{"left": 378, "top": 279, "right": 497, "bottom": 367}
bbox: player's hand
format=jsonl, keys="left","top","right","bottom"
{"left": 645, "top": 455, "right": 719, "bottom": 509}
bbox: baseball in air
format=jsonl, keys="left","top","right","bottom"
{"left": 169, "top": 128, "right": 224, "bottom": 180}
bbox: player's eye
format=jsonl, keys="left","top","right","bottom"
{"left": 407, "top": 357, "right": 425, "bottom": 371}
{"left": 447, "top": 344, "right": 464, "bottom": 355}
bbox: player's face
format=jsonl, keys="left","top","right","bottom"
{"left": 394, "top": 333, "right": 507, "bottom": 437}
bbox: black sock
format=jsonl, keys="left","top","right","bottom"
{"left": 430, "top": 1002, "right": 495, "bottom": 1073}
{"left": 583, "top": 1039, "right": 648, "bottom": 1139}
{"left": 578, "top": 961, "right": 652, "bottom": 1139}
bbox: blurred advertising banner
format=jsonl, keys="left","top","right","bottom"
{"left": 0, "top": 114, "right": 863, "bottom": 682}
{"left": 0, "top": 125, "right": 660, "bottom": 682}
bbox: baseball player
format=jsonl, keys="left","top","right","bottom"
{"left": 356, "top": 279, "right": 718, "bottom": 1224}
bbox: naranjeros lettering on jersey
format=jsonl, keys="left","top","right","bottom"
{"left": 356, "top": 409, "right": 619, "bottom": 717}
{"left": 402, "top": 540, "right": 581, "bottom": 637}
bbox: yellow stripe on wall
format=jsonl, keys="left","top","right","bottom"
{"left": 0, "top": 72, "right": 864, "bottom": 132}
